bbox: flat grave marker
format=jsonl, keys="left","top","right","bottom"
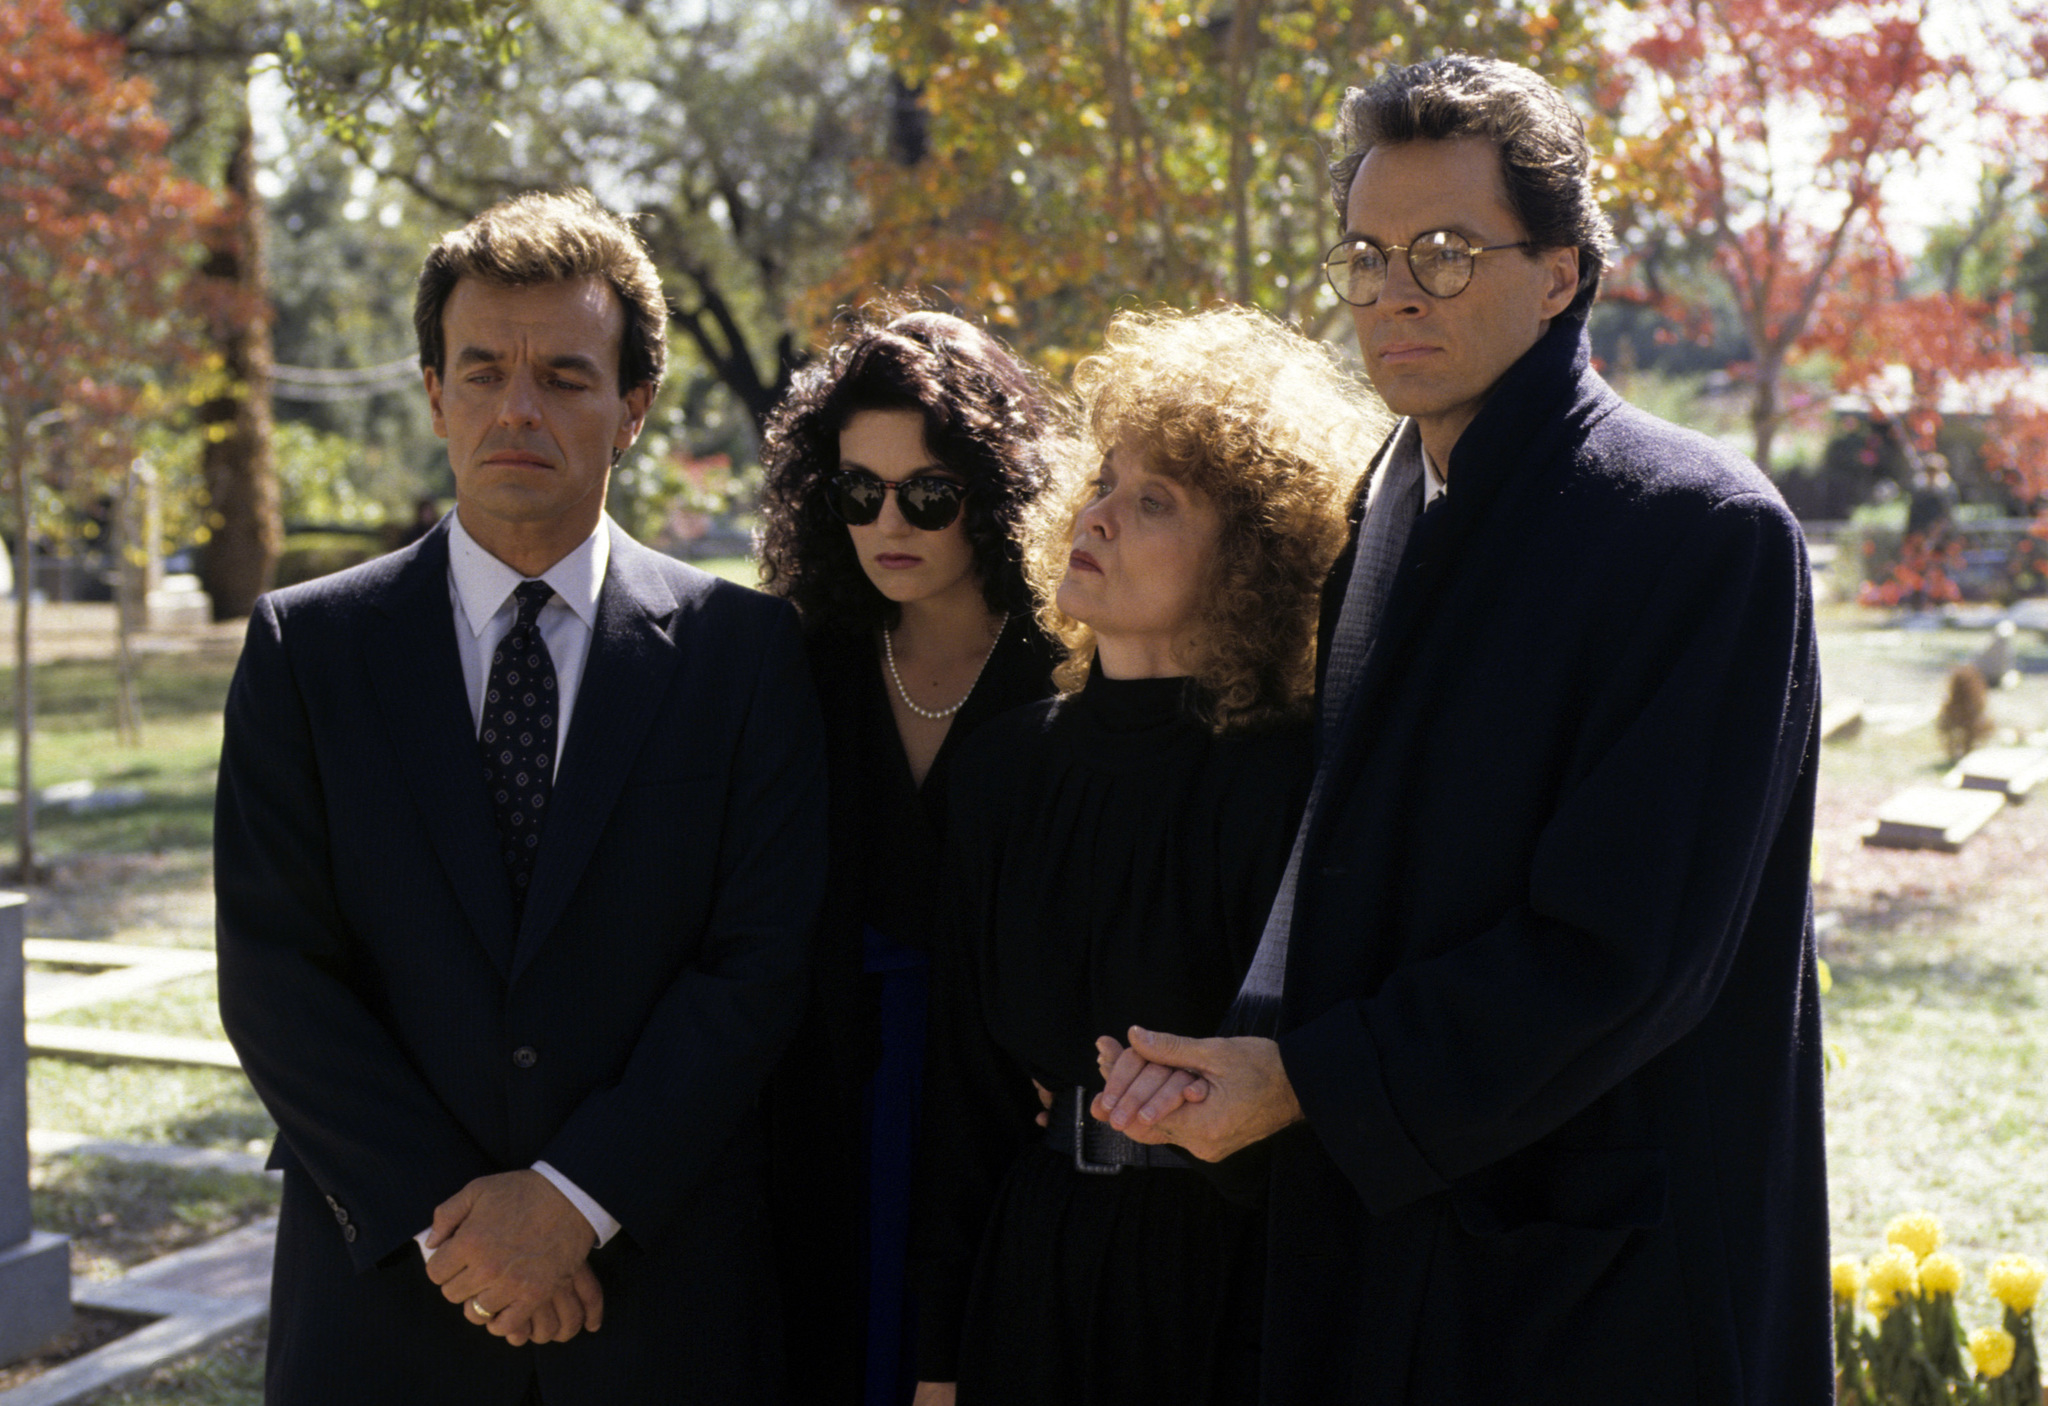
{"left": 1862, "top": 785, "right": 2007, "bottom": 852}
{"left": 1820, "top": 697, "right": 1864, "bottom": 742}
{"left": 1944, "top": 745, "right": 2048, "bottom": 800}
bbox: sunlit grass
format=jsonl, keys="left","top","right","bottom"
{"left": 27, "top": 1058, "right": 274, "bottom": 1152}
{"left": 0, "top": 652, "right": 239, "bottom": 862}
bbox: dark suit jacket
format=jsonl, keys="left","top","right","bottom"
{"left": 1268, "top": 316, "right": 1832, "bottom": 1404}
{"left": 215, "top": 519, "right": 826, "bottom": 1405}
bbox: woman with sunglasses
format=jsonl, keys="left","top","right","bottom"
{"left": 911, "top": 306, "right": 1387, "bottom": 1406}
{"left": 756, "top": 304, "right": 1061, "bottom": 1406}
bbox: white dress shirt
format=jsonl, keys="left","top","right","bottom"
{"left": 418, "top": 510, "right": 622, "bottom": 1258}
{"left": 447, "top": 509, "right": 608, "bottom": 771}
{"left": 1422, "top": 447, "right": 1447, "bottom": 509}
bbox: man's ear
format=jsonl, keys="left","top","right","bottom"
{"left": 1538, "top": 246, "right": 1580, "bottom": 320}
{"left": 615, "top": 382, "right": 654, "bottom": 452}
{"left": 424, "top": 366, "right": 449, "bottom": 440}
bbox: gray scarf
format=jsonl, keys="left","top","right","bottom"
{"left": 1224, "top": 420, "right": 1427, "bottom": 1036}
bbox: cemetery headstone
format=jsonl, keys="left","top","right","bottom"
{"left": 1862, "top": 786, "right": 2007, "bottom": 852}
{"left": 1944, "top": 745, "right": 2048, "bottom": 800}
{"left": 1970, "top": 620, "right": 2020, "bottom": 690}
{"left": 0, "top": 891, "right": 71, "bottom": 1365}
{"left": 1820, "top": 696, "right": 1864, "bottom": 742}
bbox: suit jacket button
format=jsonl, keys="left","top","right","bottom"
{"left": 333, "top": 1205, "right": 349, "bottom": 1225}
{"left": 512, "top": 1046, "right": 538, "bottom": 1069}
{"left": 342, "top": 1224, "right": 357, "bottom": 1243}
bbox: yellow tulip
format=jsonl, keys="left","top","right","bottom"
{"left": 1832, "top": 1256, "right": 1864, "bottom": 1304}
{"left": 1918, "top": 1252, "right": 1962, "bottom": 1296}
{"left": 1885, "top": 1211, "right": 1942, "bottom": 1262}
{"left": 1987, "top": 1254, "right": 2044, "bottom": 1314}
{"left": 1968, "top": 1324, "right": 2016, "bottom": 1379}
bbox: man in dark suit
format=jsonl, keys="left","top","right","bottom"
{"left": 215, "top": 189, "right": 825, "bottom": 1404}
{"left": 1093, "top": 57, "right": 1831, "bottom": 1402}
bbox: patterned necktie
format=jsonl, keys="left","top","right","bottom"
{"left": 481, "top": 580, "right": 558, "bottom": 907}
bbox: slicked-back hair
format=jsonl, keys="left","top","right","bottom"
{"left": 1329, "top": 54, "right": 1613, "bottom": 319}
{"left": 415, "top": 188, "right": 669, "bottom": 395}
{"left": 757, "top": 301, "right": 1056, "bottom": 633}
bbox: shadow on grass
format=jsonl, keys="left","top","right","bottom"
{"left": 170, "top": 1108, "right": 276, "bottom": 1151}
{"left": 30, "top": 1157, "right": 279, "bottom": 1278}
{"left": 86, "top": 1325, "right": 265, "bottom": 1406}
{"left": 1, "top": 656, "right": 239, "bottom": 730}
{"left": 1826, "top": 953, "right": 2041, "bottom": 1014}
{"left": 1825, "top": 887, "right": 1967, "bottom": 939}
{"left": 2, "top": 791, "right": 217, "bottom": 861}
{"left": 0, "top": 794, "right": 218, "bottom": 867}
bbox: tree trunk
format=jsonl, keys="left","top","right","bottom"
{"left": 7, "top": 409, "right": 35, "bottom": 882}
{"left": 112, "top": 462, "right": 143, "bottom": 744}
{"left": 1750, "top": 356, "right": 1781, "bottom": 476}
{"left": 197, "top": 99, "right": 281, "bottom": 622}
{"left": 1222, "top": 0, "right": 1266, "bottom": 306}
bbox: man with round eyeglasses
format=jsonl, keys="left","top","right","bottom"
{"left": 1090, "top": 53, "right": 1829, "bottom": 1404}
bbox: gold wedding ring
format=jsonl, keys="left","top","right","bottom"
{"left": 472, "top": 1299, "right": 495, "bottom": 1321}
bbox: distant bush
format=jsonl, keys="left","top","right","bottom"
{"left": 274, "top": 532, "right": 383, "bottom": 588}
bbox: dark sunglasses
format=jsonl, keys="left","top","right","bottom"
{"left": 825, "top": 469, "right": 968, "bottom": 531}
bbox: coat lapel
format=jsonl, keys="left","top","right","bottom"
{"left": 365, "top": 524, "right": 521, "bottom": 976}
{"left": 1313, "top": 317, "right": 1604, "bottom": 830}
{"left": 509, "top": 526, "right": 682, "bottom": 978}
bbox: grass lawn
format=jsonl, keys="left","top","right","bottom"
{"left": 31, "top": 1157, "right": 280, "bottom": 1282}
{"left": 0, "top": 650, "right": 238, "bottom": 866}
{"left": 73, "top": 1328, "right": 265, "bottom": 1406}
{"left": 1811, "top": 605, "right": 2048, "bottom": 1334}
{"left": 7, "top": 596, "right": 2048, "bottom": 1395}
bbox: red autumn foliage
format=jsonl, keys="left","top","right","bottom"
{"left": 0, "top": 0, "right": 214, "bottom": 487}
{"left": 1608, "top": 0, "right": 1964, "bottom": 471}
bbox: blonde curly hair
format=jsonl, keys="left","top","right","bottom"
{"left": 1023, "top": 305, "right": 1391, "bottom": 732}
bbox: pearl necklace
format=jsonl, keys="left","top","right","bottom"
{"left": 884, "top": 614, "right": 1007, "bottom": 721}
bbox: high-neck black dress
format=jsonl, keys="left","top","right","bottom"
{"left": 767, "top": 617, "right": 1058, "bottom": 1406}
{"left": 914, "top": 669, "right": 1309, "bottom": 1404}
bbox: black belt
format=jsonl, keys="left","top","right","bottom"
{"left": 1044, "top": 1086, "right": 1191, "bottom": 1174}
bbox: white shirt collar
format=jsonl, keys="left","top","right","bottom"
{"left": 1421, "top": 444, "right": 1447, "bottom": 507}
{"left": 447, "top": 510, "right": 610, "bottom": 638}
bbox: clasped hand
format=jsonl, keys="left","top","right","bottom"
{"left": 423, "top": 1169, "right": 602, "bottom": 1347}
{"left": 1088, "top": 1026, "right": 1303, "bottom": 1162}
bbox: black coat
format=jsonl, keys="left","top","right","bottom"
{"left": 214, "top": 520, "right": 827, "bottom": 1405}
{"left": 1268, "top": 317, "right": 1832, "bottom": 1404}
{"left": 766, "top": 620, "right": 1057, "bottom": 1403}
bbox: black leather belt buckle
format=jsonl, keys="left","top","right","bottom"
{"left": 1072, "top": 1091, "right": 1123, "bottom": 1176}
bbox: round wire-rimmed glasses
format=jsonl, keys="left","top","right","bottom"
{"left": 1323, "top": 230, "right": 1536, "bottom": 306}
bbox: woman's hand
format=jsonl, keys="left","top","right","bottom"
{"left": 913, "top": 1382, "right": 958, "bottom": 1406}
{"left": 1093, "top": 1027, "right": 1300, "bottom": 1162}
{"left": 1093, "top": 1035, "right": 1210, "bottom": 1128}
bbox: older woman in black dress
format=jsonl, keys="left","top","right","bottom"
{"left": 913, "top": 306, "right": 1389, "bottom": 1405}
{"left": 757, "top": 305, "right": 1061, "bottom": 1406}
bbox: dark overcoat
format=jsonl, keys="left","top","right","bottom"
{"left": 214, "top": 519, "right": 826, "bottom": 1405}
{"left": 1269, "top": 315, "right": 1833, "bottom": 1404}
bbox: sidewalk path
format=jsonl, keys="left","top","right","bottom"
{"left": 0, "top": 1181, "right": 274, "bottom": 1406}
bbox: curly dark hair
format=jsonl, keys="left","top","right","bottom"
{"left": 758, "top": 302, "right": 1056, "bottom": 631}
